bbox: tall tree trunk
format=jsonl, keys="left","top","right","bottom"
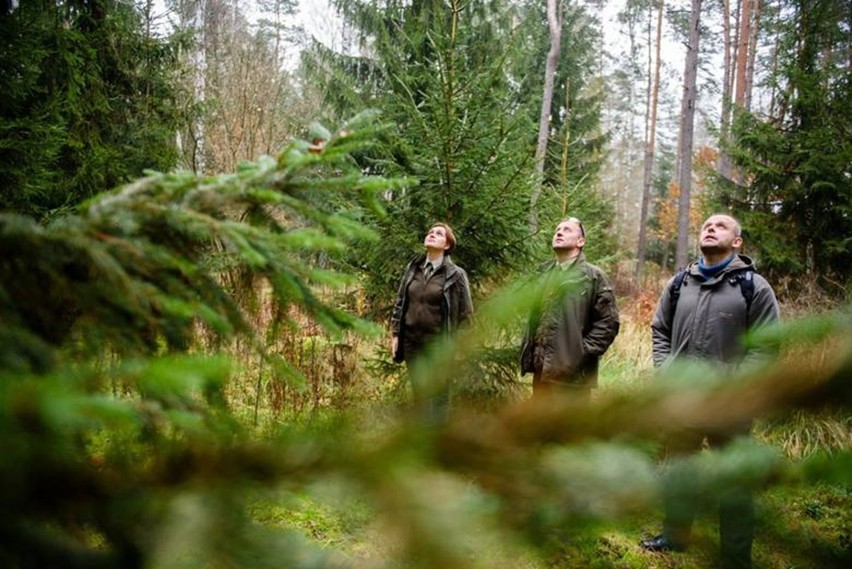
{"left": 767, "top": 30, "right": 781, "bottom": 118}
{"left": 190, "top": 0, "right": 207, "bottom": 174}
{"left": 744, "top": 0, "right": 761, "bottom": 111}
{"left": 734, "top": 0, "right": 753, "bottom": 107}
{"left": 442, "top": 0, "right": 460, "bottom": 209}
{"left": 675, "top": 0, "right": 702, "bottom": 268}
{"left": 716, "top": 0, "right": 734, "bottom": 180}
{"left": 265, "top": 0, "right": 285, "bottom": 156}
{"left": 636, "top": 0, "right": 665, "bottom": 280}
{"left": 529, "top": 0, "right": 562, "bottom": 235}
{"left": 559, "top": 78, "right": 571, "bottom": 212}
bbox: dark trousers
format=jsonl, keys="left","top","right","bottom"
{"left": 532, "top": 371, "right": 592, "bottom": 403}
{"left": 404, "top": 340, "right": 450, "bottom": 424}
{"left": 662, "top": 433, "right": 754, "bottom": 569}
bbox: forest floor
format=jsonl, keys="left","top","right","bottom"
{"left": 243, "top": 295, "right": 850, "bottom": 568}
{"left": 250, "top": 475, "right": 850, "bottom": 568}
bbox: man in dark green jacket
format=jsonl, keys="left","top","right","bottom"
{"left": 520, "top": 217, "right": 620, "bottom": 401}
{"left": 641, "top": 213, "right": 780, "bottom": 569}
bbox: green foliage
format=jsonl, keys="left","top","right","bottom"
{"left": 513, "top": 1, "right": 609, "bottom": 195}
{"left": 300, "top": 1, "right": 617, "bottom": 309}
{"left": 0, "top": 0, "right": 185, "bottom": 219}
{"left": 0, "top": 112, "right": 391, "bottom": 375}
{"left": 304, "top": 0, "right": 539, "bottom": 299}
{"left": 0, "top": 114, "right": 401, "bottom": 566}
{"left": 716, "top": 0, "right": 851, "bottom": 290}
{"left": 1, "top": 113, "right": 850, "bottom": 567}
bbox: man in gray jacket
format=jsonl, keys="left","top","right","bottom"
{"left": 641, "top": 214, "right": 780, "bottom": 569}
{"left": 520, "top": 217, "right": 620, "bottom": 401}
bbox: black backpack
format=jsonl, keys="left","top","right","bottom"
{"left": 669, "top": 267, "right": 755, "bottom": 320}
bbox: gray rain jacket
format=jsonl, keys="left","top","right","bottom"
{"left": 651, "top": 254, "right": 780, "bottom": 370}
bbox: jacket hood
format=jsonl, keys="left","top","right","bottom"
{"left": 734, "top": 253, "right": 756, "bottom": 270}
{"left": 687, "top": 253, "right": 755, "bottom": 279}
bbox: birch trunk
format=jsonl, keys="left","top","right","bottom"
{"left": 529, "top": 0, "right": 562, "bottom": 235}
{"left": 190, "top": 0, "right": 207, "bottom": 174}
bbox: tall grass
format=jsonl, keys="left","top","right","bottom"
{"left": 195, "top": 280, "right": 850, "bottom": 568}
{"left": 756, "top": 409, "right": 851, "bottom": 459}
{"left": 598, "top": 291, "right": 657, "bottom": 390}
{"left": 227, "top": 279, "right": 849, "bottom": 463}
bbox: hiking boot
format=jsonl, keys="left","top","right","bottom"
{"left": 640, "top": 534, "right": 684, "bottom": 552}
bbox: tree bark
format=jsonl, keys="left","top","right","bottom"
{"left": 559, "top": 78, "right": 571, "bottom": 205}
{"left": 716, "top": 0, "right": 735, "bottom": 180}
{"left": 636, "top": 0, "right": 665, "bottom": 280}
{"left": 190, "top": 0, "right": 207, "bottom": 174}
{"left": 744, "top": 0, "right": 761, "bottom": 111}
{"left": 675, "top": 0, "right": 702, "bottom": 268}
{"left": 529, "top": 0, "right": 562, "bottom": 235}
{"left": 734, "top": 0, "right": 752, "bottom": 107}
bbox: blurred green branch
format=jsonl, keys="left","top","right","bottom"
{"left": 0, "top": 112, "right": 406, "bottom": 376}
{"left": 1, "top": 115, "right": 849, "bottom": 567}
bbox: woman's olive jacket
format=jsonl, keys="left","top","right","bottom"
{"left": 391, "top": 254, "right": 473, "bottom": 363}
{"left": 519, "top": 254, "right": 620, "bottom": 387}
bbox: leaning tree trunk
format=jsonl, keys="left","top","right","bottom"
{"left": 637, "top": 0, "right": 665, "bottom": 280}
{"left": 529, "top": 0, "right": 562, "bottom": 235}
{"left": 675, "top": 0, "right": 702, "bottom": 268}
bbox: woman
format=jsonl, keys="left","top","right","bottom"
{"left": 390, "top": 222, "right": 473, "bottom": 421}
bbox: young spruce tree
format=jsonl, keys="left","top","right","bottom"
{"left": 301, "top": 0, "right": 537, "bottom": 301}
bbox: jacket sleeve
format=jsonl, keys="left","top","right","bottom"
{"left": 456, "top": 268, "right": 474, "bottom": 325}
{"left": 459, "top": 271, "right": 473, "bottom": 322}
{"left": 740, "top": 276, "right": 781, "bottom": 370}
{"left": 650, "top": 278, "right": 675, "bottom": 368}
{"left": 582, "top": 271, "right": 620, "bottom": 357}
{"left": 390, "top": 267, "right": 409, "bottom": 336}
{"left": 519, "top": 273, "right": 542, "bottom": 375}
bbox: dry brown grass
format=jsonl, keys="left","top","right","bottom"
{"left": 755, "top": 327, "right": 851, "bottom": 458}
{"left": 599, "top": 292, "right": 658, "bottom": 389}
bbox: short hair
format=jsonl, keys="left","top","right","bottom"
{"left": 730, "top": 216, "right": 742, "bottom": 237}
{"left": 430, "top": 222, "right": 456, "bottom": 254}
{"left": 560, "top": 217, "right": 586, "bottom": 239}
{"left": 703, "top": 214, "right": 742, "bottom": 237}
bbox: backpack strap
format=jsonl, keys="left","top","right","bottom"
{"left": 668, "top": 268, "right": 689, "bottom": 317}
{"left": 728, "top": 269, "right": 755, "bottom": 321}
{"left": 669, "top": 267, "right": 755, "bottom": 320}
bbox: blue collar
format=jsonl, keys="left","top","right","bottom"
{"left": 698, "top": 254, "right": 735, "bottom": 279}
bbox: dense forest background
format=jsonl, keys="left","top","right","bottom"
{"left": 0, "top": 0, "right": 849, "bottom": 567}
